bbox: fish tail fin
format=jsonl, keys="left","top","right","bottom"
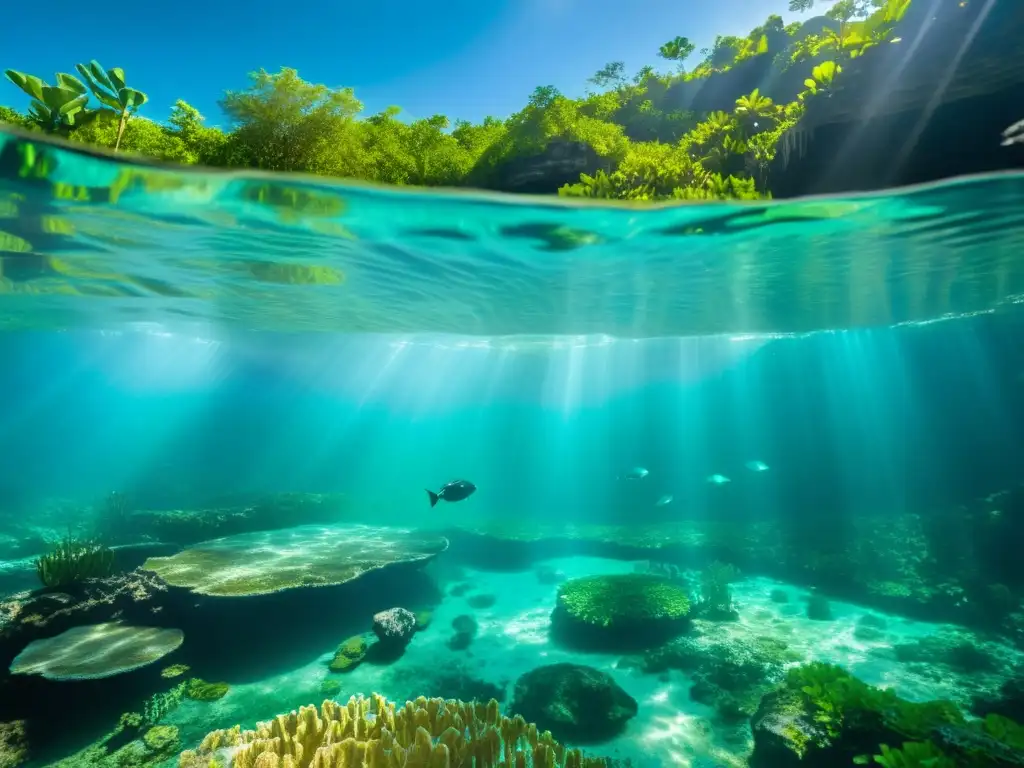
{"left": 426, "top": 489, "right": 440, "bottom": 508}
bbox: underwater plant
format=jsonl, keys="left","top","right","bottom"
{"left": 698, "top": 561, "right": 740, "bottom": 619}
{"left": 181, "top": 693, "right": 608, "bottom": 768}
{"left": 185, "top": 679, "right": 230, "bottom": 702}
{"left": 34, "top": 535, "right": 116, "bottom": 588}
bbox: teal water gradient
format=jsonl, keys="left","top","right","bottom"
{"left": 1, "top": 129, "right": 1024, "bottom": 338}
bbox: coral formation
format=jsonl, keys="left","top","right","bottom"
{"left": 142, "top": 725, "right": 180, "bottom": 753}
{"left": 552, "top": 573, "right": 690, "bottom": 651}
{"left": 0, "top": 721, "right": 26, "bottom": 768}
{"left": 161, "top": 664, "right": 190, "bottom": 679}
{"left": 35, "top": 536, "right": 117, "bottom": 588}
{"left": 643, "top": 623, "right": 798, "bottom": 722}
{"left": 510, "top": 663, "right": 638, "bottom": 744}
{"left": 8, "top": 622, "right": 184, "bottom": 680}
{"left": 179, "top": 693, "right": 607, "bottom": 768}
{"left": 142, "top": 525, "right": 449, "bottom": 597}
{"left": 329, "top": 635, "right": 370, "bottom": 673}
{"left": 186, "top": 679, "right": 230, "bottom": 702}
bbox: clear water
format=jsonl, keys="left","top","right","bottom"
{"left": 3, "top": 132, "right": 1024, "bottom": 337}
{"left": 2, "top": 132, "right": 1024, "bottom": 768}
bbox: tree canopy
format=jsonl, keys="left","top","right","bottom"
{"left": 0, "top": 0, "right": 912, "bottom": 203}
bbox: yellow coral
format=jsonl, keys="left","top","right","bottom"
{"left": 180, "top": 695, "right": 606, "bottom": 768}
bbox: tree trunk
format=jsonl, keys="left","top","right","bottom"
{"left": 115, "top": 110, "right": 129, "bottom": 151}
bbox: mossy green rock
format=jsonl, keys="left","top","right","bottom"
{"left": 185, "top": 679, "right": 229, "bottom": 701}
{"left": 329, "top": 634, "right": 369, "bottom": 673}
{"left": 750, "top": 663, "right": 966, "bottom": 767}
{"left": 142, "top": 724, "right": 180, "bottom": 753}
{"left": 552, "top": 574, "right": 690, "bottom": 651}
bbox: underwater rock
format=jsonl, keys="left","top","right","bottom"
{"left": 9, "top": 622, "right": 184, "bottom": 680}
{"left": 160, "top": 663, "right": 189, "bottom": 679}
{"left": 466, "top": 593, "right": 497, "bottom": 609}
{"left": 696, "top": 562, "right": 741, "bottom": 622}
{"left": 372, "top": 607, "right": 417, "bottom": 647}
{"left": 387, "top": 661, "right": 508, "bottom": 705}
{"left": 643, "top": 624, "right": 796, "bottom": 722}
{"left": 806, "top": 594, "right": 833, "bottom": 621}
{"left": 973, "top": 674, "right": 1024, "bottom": 722}
{"left": 551, "top": 573, "right": 690, "bottom": 652}
{"left": 448, "top": 614, "right": 478, "bottom": 651}
{"left": 328, "top": 634, "right": 370, "bottom": 673}
{"left": 319, "top": 678, "right": 342, "bottom": 698}
{"left": 141, "top": 724, "right": 179, "bottom": 753}
{"left": 510, "top": 662, "right": 638, "bottom": 744}
{"left": 129, "top": 492, "right": 352, "bottom": 545}
{"left": 141, "top": 524, "right": 448, "bottom": 597}
{"left": 891, "top": 631, "right": 1002, "bottom": 674}
{"left": 769, "top": 588, "right": 789, "bottom": 603}
{"left": 448, "top": 582, "right": 472, "bottom": 597}
{"left": 749, "top": 662, "right": 968, "bottom": 767}
{"left": 535, "top": 565, "right": 567, "bottom": 585}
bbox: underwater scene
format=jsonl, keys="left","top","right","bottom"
{"left": 2, "top": 0, "right": 1024, "bottom": 767}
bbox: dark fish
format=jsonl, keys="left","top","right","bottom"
{"left": 426, "top": 479, "right": 477, "bottom": 507}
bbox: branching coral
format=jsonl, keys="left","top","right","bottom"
{"left": 180, "top": 694, "right": 607, "bottom": 768}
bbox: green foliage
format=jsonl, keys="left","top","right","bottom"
{"left": 658, "top": 37, "right": 696, "bottom": 71}
{"left": 870, "top": 741, "right": 956, "bottom": 767}
{"left": 557, "top": 574, "right": 690, "bottom": 628}
{"left": 4, "top": 69, "right": 91, "bottom": 133}
{"left": 0, "top": 2, "right": 906, "bottom": 201}
{"left": 74, "top": 60, "right": 148, "bottom": 150}
{"left": 35, "top": 535, "right": 116, "bottom": 588}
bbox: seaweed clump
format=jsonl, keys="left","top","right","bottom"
{"left": 750, "top": 662, "right": 1024, "bottom": 767}
{"left": 551, "top": 574, "right": 690, "bottom": 651}
{"left": 179, "top": 693, "right": 607, "bottom": 768}
{"left": 35, "top": 535, "right": 116, "bottom": 589}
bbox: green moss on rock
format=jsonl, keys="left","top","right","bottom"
{"left": 552, "top": 574, "right": 690, "bottom": 651}
{"left": 328, "top": 634, "right": 369, "bottom": 673}
{"left": 185, "top": 679, "right": 229, "bottom": 702}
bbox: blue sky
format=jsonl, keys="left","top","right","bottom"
{"left": 1, "top": 0, "right": 802, "bottom": 127}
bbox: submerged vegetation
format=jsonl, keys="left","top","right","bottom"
{"left": 0, "top": 0, "right": 913, "bottom": 202}
{"left": 34, "top": 535, "right": 116, "bottom": 588}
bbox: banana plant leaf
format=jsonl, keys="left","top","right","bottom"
{"left": 4, "top": 70, "right": 46, "bottom": 102}
{"left": 80, "top": 61, "right": 114, "bottom": 92}
{"left": 118, "top": 87, "right": 148, "bottom": 109}
{"left": 40, "top": 85, "right": 84, "bottom": 111}
{"left": 55, "top": 73, "right": 87, "bottom": 93}
{"left": 107, "top": 67, "right": 126, "bottom": 92}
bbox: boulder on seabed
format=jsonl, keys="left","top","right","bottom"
{"left": 372, "top": 607, "right": 417, "bottom": 647}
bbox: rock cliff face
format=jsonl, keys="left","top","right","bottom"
{"left": 485, "top": 140, "right": 614, "bottom": 195}
{"left": 769, "top": 0, "right": 1024, "bottom": 197}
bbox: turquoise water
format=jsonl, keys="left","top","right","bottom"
{"left": 2, "top": 130, "right": 1024, "bottom": 337}
{"left": 2, "top": 130, "right": 1024, "bottom": 768}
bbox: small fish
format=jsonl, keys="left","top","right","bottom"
{"left": 426, "top": 479, "right": 477, "bottom": 508}
{"left": 707, "top": 474, "right": 731, "bottom": 485}
{"left": 745, "top": 461, "right": 770, "bottom": 472}
{"left": 655, "top": 494, "right": 674, "bottom": 507}
{"left": 621, "top": 467, "right": 649, "bottom": 480}
{"left": 1001, "top": 117, "right": 1024, "bottom": 146}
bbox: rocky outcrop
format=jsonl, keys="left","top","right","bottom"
{"left": 770, "top": 0, "right": 1024, "bottom": 196}
{"left": 371, "top": 607, "right": 417, "bottom": 648}
{"left": 480, "top": 140, "right": 613, "bottom": 195}
{"left": 510, "top": 663, "right": 637, "bottom": 744}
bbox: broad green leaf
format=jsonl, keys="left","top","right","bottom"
{"left": 40, "top": 86, "right": 82, "bottom": 111}
{"left": 55, "top": 73, "right": 87, "bottom": 93}
{"left": 87, "top": 60, "right": 114, "bottom": 91}
{"left": 118, "top": 87, "right": 148, "bottom": 109}
{"left": 94, "top": 90, "right": 124, "bottom": 112}
{"left": 107, "top": 67, "right": 126, "bottom": 91}
{"left": 59, "top": 95, "right": 88, "bottom": 116}
{"left": 4, "top": 70, "right": 46, "bottom": 101}
{"left": 804, "top": 78, "right": 817, "bottom": 89}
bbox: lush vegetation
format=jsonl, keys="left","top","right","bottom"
{"left": 1, "top": 0, "right": 909, "bottom": 202}
{"left": 35, "top": 534, "right": 116, "bottom": 588}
